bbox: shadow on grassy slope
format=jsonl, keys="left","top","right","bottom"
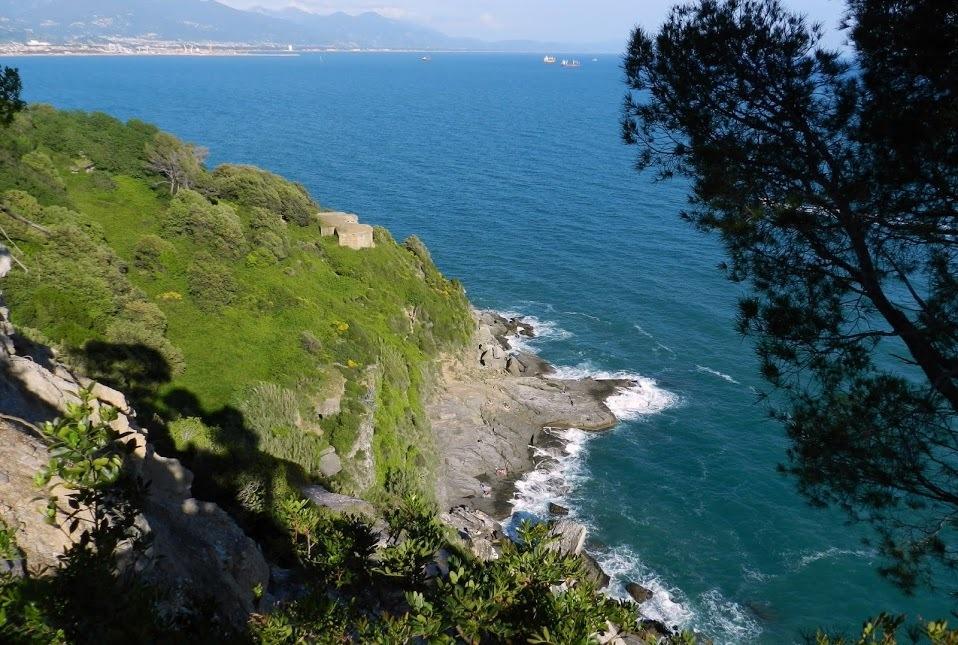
{"left": 77, "top": 339, "right": 308, "bottom": 563}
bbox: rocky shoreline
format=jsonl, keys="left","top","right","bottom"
{"left": 429, "top": 310, "right": 632, "bottom": 517}
{"left": 428, "top": 311, "right": 681, "bottom": 637}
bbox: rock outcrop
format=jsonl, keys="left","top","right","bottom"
{"left": 626, "top": 582, "right": 654, "bottom": 604}
{"left": 440, "top": 506, "right": 505, "bottom": 561}
{"left": 430, "top": 311, "right": 630, "bottom": 516}
{"left": 0, "top": 299, "right": 269, "bottom": 627}
{"left": 549, "top": 519, "right": 587, "bottom": 556}
{"left": 302, "top": 484, "right": 377, "bottom": 517}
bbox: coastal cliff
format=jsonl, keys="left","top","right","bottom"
{"left": 0, "top": 105, "right": 683, "bottom": 642}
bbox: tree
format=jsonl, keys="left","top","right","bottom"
{"left": 622, "top": 0, "right": 958, "bottom": 593}
{"left": 144, "top": 132, "right": 207, "bottom": 194}
{"left": 0, "top": 67, "right": 24, "bottom": 126}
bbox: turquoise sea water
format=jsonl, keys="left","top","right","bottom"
{"left": 7, "top": 53, "right": 951, "bottom": 642}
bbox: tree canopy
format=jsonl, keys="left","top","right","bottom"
{"left": 623, "top": 0, "right": 958, "bottom": 593}
{"left": 145, "top": 132, "right": 207, "bottom": 194}
{"left": 0, "top": 67, "right": 24, "bottom": 126}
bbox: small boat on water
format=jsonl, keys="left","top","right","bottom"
{"left": 543, "top": 55, "right": 557, "bottom": 64}
{"left": 561, "top": 59, "right": 581, "bottom": 68}
{"left": 420, "top": 55, "right": 432, "bottom": 62}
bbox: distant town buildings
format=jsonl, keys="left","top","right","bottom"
{"left": 0, "top": 39, "right": 294, "bottom": 56}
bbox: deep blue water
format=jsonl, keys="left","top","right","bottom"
{"left": 6, "top": 53, "right": 951, "bottom": 642}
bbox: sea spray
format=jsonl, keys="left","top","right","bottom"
{"left": 509, "top": 427, "right": 594, "bottom": 519}
{"left": 548, "top": 364, "right": 680, "bottom": 420}
{"left": 496, "top": 311, "right": 573, "bottom": 354}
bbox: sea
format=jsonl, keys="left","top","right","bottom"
{"left": 7, "top": 53, "right": 951, "bottom": 643}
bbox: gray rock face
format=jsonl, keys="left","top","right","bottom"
{"left": 430, "top": 310, "right": 633, "bottom": 517}
{"left": 138, "top": 496, "right": 270, "bottom": 626}
{"left": 506, "top": 355, "right": 526, "bottom": 375}
{"left": 314, "top": 370, "right": 346, "bottom": 419}
{"left": 581, "top": 551, "right": 611, "bottom": 589}
{"left": 626, "top": 582, "right": 653, "bottom": 603}
{"left": 440, "top": 506, "right": 504, "bottom": 561}
{"left": 548, "top": 502, "right": 570, "bottom": 516}
{"left": 318, "top": 446, "right": 343, "bottom": 477}
{"left": 301, "top": 485, "right": 376, "bottom": 517}
{"left": 549, "top": 519, "right": 587, "bottom": 556}
{"left": 0, "top": 419, "right": 74, "bottom": 570}
{"left": 619, "top": 635, "right": 649, "bottom": 644}
{"left": 0, "top": 246, "right": 11, "bottom": 279}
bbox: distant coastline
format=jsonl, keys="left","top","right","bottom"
{"left": 0, "top": 42, "right": 615, "bottom": 58}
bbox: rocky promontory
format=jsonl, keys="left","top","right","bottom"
{"left": 430, "top": 310, "right": 633, "bottom": 517}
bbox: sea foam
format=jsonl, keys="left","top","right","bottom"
{"left": 695, "top": 365, "right": 740, "bottom": 385}
{"left": 548, "top": 364, "right": 680, "bottom": 421}
{"left": 600, "top": 545, "right": 764, "bottom": 643}
{"left": 509, "top": 427, "right": 593, "bottom": 518}
{"left": 496, "top": 311, "right": 573, "bottom": 354}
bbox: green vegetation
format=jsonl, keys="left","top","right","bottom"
{"left": 0, "top": 104, "right": 472, "bottom": 525}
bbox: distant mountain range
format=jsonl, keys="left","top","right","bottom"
{"left": 0, "top": 0, "right": 622, "bottom": 52}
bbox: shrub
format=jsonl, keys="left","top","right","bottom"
{"left": 404, "top": 234, "right": 432, "bottom": 267}
{"left": 89, "top": 171, "right": 116, "bottom": 192}
{"left": 27, "top": 106, "right": 158, "bottom": 177}
{"left": 248, "top": 206, "right": 290, "bottom": 259}
{"left": 210, "top": 165, "right": 317, "bottom": 226}
{"left": 187, "top": 252, "right": 238, "bottom": 311}
{"left": 104, "top": 299, "right": 187, "bottom": 379}
{"left": 37, "top": 205, "right": 77, "bottom": 226}
{"left": 169, "top": 416, "right": 219, "bottom": 453}
{"left": 245, "top": 246, "right": 277, "bottom": 269}
{"left": 133, "top": 234, "right": 173, "bottom": 275}
{"left": 164, "top": 189, "right": 245, "bottom": 258}
{"left": 0, "top": 190, "right": 44, "bottom": 240}
{"left": 21, "top": 150, "right": 65, "bottom": 192}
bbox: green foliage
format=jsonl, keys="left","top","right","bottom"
{"left": 210, "top": 164, "right": 317, "bottom": 226}
{"left": 259, "top": 496, "right": 641, "bottom": 644}
{"left": 245, "top": 246, "right": 277, "bottom": 268}
{"left": 0, "top": 105, "right": 472, "bottom": 551}
{"left": 0, "top": 577, "right": 67, "bottom": 644}
{"left": 376, "top": 486, "right": 445, "bottom": 585}
{"left": 815, "top": 613, "right": 958, "bottom": 644}
{"left": 164, "top": 189, "right": 245, "bottom": 257}
{"left": 187, "top": 251, "right": 238, "bottom": 311}
{"left": 132, "top": 233, "right": 174, "bottom": 275}
{"left": 20, "top": 150, "right": 65, "bottom": 193}
{"left": 279, "top": 497, "right": 377, "bottom": 589}
{"left": 26, "top": 105, "right": 158, "bottom": 177}
{"left": 144, "top": 132, "right": 207, "bottom": 195}
{"left": 0, "top": 66, "right": 25, "bottom": 126}
{"left": 34, "top": 392, "right": 125, "bottom": 492}
{"left": 251, "top": 592, "right": 355, "bottom": 644}
{"left": 248, "top": 206, "right": 290, "bottom": 260}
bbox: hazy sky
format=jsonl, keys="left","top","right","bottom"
{"left": 221, "top": 0, "right": 848, "bottom": 46}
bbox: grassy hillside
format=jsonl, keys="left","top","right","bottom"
{"left": 0, "top": 105, "right": 473, "bottom": 514}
